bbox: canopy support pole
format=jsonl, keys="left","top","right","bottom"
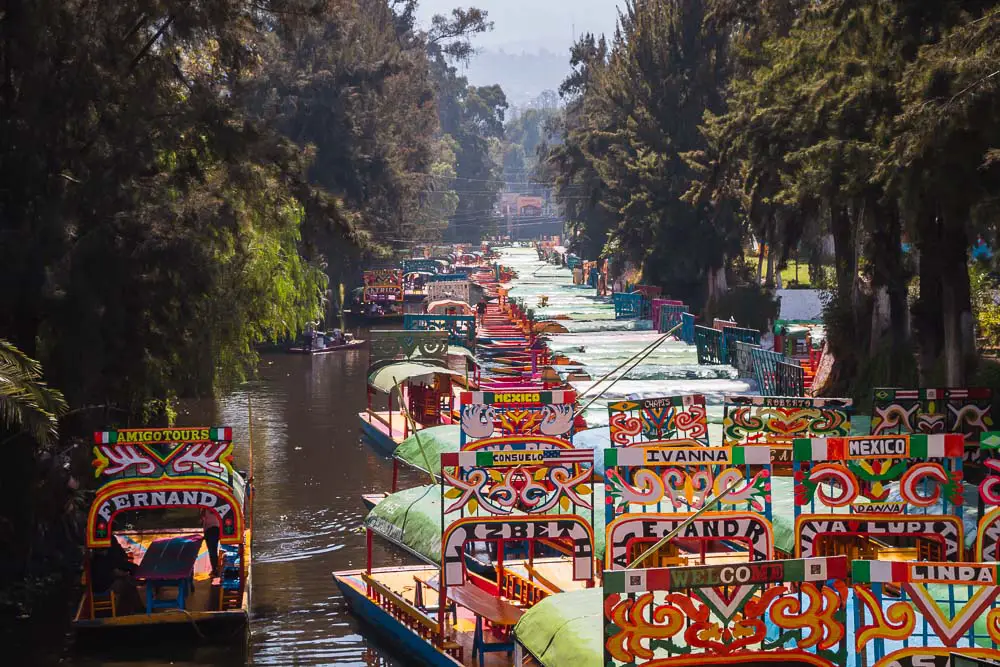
{"left": 573, "top": 320, "right": 682, "bottom": 419}
{"left": 392, "top": 376, "right": 437, "bottom": 485}
{"left": 626, "top": 479, "right": 741, "bottom": 569}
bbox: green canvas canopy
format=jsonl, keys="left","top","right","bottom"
{"left": 367, "top": 361, "right": 463, "bottom": 393}
{"left": 514, "top": 588, "right": 602, "bottom": 667}
{"left": 394, "top": 425, "right": 460, "bottom": 477}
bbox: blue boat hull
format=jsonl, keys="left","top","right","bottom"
{"left": 358, "top": 415, "right": 398, "bottom": 455}
{"left": 333, "top": 573, "right": 459, "bottom": 667}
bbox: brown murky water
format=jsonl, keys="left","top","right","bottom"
{"left": 55, "top": 339, "right": 428, "bottom": 666}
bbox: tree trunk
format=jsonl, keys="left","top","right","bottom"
{"left": 756, "top": 241, "right": 764, "bottom": 284}
{"left": 706, "top": 261, "right": 728, "bottom": 307}
{"left": 914, "top": 209, "right": 943, "bottom": 383}
{"left": 870, "top": 198, "right": 909, "bottom": 379}
{"left": 870, "top": 286, "right": 890, "bottom": 356}
{"left": 940, "top": 214, "right": 974, "bottom": 386}
{"left": 764, "top": 223, "right": 775, "bottom": 288}
{"left": 830, "top": 204, "right": 854, "bottom": 303}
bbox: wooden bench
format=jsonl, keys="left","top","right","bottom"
{"left": 424, "top": 576, "right": 524, "bottom": 667}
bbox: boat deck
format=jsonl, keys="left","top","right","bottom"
{"left": 359, "top": 410, "right": 413, "bottom": 442}
{"left": 359, "top": 411, "right": 456, "bottom": 442}
{"left": 74, "top": 530, "right": 249, "bottom": 629}
{"left": 336, "top": 565, "right": 529, "bottom": 667}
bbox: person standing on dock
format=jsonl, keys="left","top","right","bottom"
{"left": 201, "top": 509, "right": 221, "bottom": 576}
{"left": 476, "top": 299, "right": 486, "bottom": 324}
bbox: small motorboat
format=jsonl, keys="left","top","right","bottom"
{"left": 288, "top": 331, "right": 366, "bottom": 354}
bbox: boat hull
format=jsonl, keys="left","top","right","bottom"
{"left": 287, "top": 340, "right": 366, "bottom": 354}
{"left": 358, "top": 413, "right": 399, "bottom": 455}
{"left": 334, "top": 572, "right": 460, "bottom": 667}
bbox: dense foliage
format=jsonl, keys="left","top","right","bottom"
{"left": 546, "top": 0, "right": 1000, "bottom": 391}
{"left": 0, "top": 0, "right": 502, "bottom": 415}
{"left": 0, "top": 0, "right": 507, "bottom": 618}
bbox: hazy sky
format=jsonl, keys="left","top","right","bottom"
{"left": 415, "top": 0, "right": 625, "bottom": 54}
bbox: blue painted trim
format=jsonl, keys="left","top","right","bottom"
{"left": 359, "top": 417, "right": 398, "bottom": 456}
{"left": 335, "top": 577, "right": 458, "bottom": 667}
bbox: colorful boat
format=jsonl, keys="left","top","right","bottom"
{"left": 512, "top": 386, "right": 1000, "bottom": 667}
{"left": 73, "top": 426, "right": 252, "bottom": 642}
{"left": 360, "top": 330, "right": 471, "bottom": 454}
{"left": 335, "top": 430, "right": 596, "bottom": 665}
{"left": 360, "top": 268, "right": 405, "bottom": 320}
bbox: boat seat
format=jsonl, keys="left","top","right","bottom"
{"left": 91, "top": 589, "right": 116, "bottom": 618}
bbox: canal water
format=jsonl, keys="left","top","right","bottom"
{"left": 52, "top": 247, "right": 744, "bottom": 666}
{"left": 54, "top": 344, "right": 411, "bottom": 666}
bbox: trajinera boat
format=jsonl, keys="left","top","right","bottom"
{"left": 73, "top": 426, "right": 252, "bottom": 641}
{"left": 288, "top": 329, "right": 365, "bottom": 354}
{"left": 335, "top": 388, "right": 594, "bottom": 666}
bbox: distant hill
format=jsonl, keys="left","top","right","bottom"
{"left": 459, "top": 48, "right": 571, "bottom": 107}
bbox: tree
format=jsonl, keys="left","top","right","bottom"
{"left": 887, "top": 4, "right": 1000, "bottom": 384}
{"left": 542, "top": 33, "right": 617, "bottom": 260}
{"left": 582, "top": 0, "right": 741, "bottom": 308}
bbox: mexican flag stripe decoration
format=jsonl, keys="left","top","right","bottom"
{"left": 983, "top": 431, "right": 1000, "bottom": 451}
{"left": 782, "top": 556, "right": 847, "bottom": 582}
{"left": 604, "top": 448, "right": 619, "bottom": 469}
{"left": 793, "top": 437, "right": 846, "bottom": 462}
{"left": 603, "top": 568, "right": 671, "bottom": 594}
{"left": 852, "top": 560, "right": 907, "bottom": 584}
{"left": 210, "top": 427, "right": 232, "bottom": 441}
{"left": 731, "top": 446, "right": 770, "bottom": 466}
{"left": 93, "top": 431, "right": 118, "bottom": 444}
{"left": 909, "top": 433, "right": 965, "bottom": 459}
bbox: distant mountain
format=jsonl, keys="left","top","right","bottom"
{"left": 458, "top": 48, "right": 572, "bottom": 107}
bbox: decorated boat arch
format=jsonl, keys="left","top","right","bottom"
{"left": 603, "top": 440, "right": 777, "bottom": 570}
{"left": 793, "top": 433, "right": 966, "bottom": 562}
{"left": 458, "top": 388, "right": 576, "bottom": 446}
{"left": 75, "top": 426, "right": 252, "bottom": 635}
{"left": 607, "top": 394, "right": 709, "bottom": 446}
{"left": 603, "top": 556, "right": 850, "bottom": 667}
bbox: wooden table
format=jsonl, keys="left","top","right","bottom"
{"left": 424, "top": 576, "right": 523, "bottom": 667}
{"left": 134, "top": 535, "right": 203, "bottom": 614}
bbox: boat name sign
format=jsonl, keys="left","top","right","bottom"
{"left": 97, "top": 489, "right": 234, "bottom": 522}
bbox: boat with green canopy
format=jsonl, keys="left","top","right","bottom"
{"left": 360, "top": 330, "right": 473, "bottom": 454}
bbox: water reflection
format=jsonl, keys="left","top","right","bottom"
{"left": 66, "top": 344, "right": 409, "bottom": 666}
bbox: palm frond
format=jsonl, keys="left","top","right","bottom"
{"left": 0, "top": 339, "right": 68, "bottom": 447}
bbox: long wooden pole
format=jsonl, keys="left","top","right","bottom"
{"left": 247, "top": 394, "right": 255, "bottom": 547}
{"left": 573, "top": 321, "right": 682, "bottom": 419}
{"left": 626, "top": 479, "right": 742, "bottom": 569}
{"left": 392, "top": 376, "right": 438, "bottom": 485}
